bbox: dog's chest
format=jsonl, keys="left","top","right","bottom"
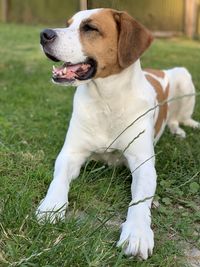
{"left": 73, "top": 87, "right": 147, "bottom": 150}
{"left": 79, "top": 96, "right": 129, "bottom": 134}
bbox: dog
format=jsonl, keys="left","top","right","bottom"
{"left": 37, "top": 8, "right": 199, "bottom": 259}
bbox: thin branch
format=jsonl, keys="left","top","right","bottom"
{"left": 10, "top": 248, "right": 52, "bottom": 267}
{"left": 175, "top": 171, "right": 200, "bottom": 188}
{"left": 115, "top": 130, "right": 146, "bottom": 164}
{"left": 129, "top": 195, "right": 154, "bottom": 208}
{"left": 130, "top": 151, "right": 162, "bottom": 176}
{"left": 9, "top": 234, "right": 65, "bottom": 266}
{"left": 122, "top": 130, "right": 145, "bottom": 154}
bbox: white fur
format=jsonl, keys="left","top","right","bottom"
{"left": 36, "top": 9, "right": 199, "bottom": 260}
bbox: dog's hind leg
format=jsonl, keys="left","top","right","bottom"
{"left": 181, "top": 118, "right": 200, "bottom": 129}
{"left": 168, "top": 120, "right": 186, "bottom": 138}
{"left": 178, "top": 76, "right": 200, "bottom": 130}
{"left": 166, "top": 67, "right": 199, "bottom": 137}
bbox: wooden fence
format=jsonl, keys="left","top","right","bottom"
{"left": 0, "top": 0, "right": 80, "bottom": 25}
{"left": 1, "top": 0, "right": 200, "bottom": 37}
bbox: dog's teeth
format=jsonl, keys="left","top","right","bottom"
{"left": 53, "top": 65, "right": 56, "bottom": 71}
{"left": 63, "top": 67, "right": 67, "bottom": 74}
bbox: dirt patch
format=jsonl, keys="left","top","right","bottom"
{"left": 184, "top": 244, "right": 200, "bottom": 267}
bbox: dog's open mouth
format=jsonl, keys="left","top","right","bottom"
{"left": 51, "top": 58, "right": 97, "bottom": 83}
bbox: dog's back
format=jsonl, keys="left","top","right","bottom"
{"left": 145, "top": 67, "right": 199, "bottom": 139}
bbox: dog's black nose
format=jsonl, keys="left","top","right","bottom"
{"left": 40, "top": 29, "right": 57, "bottom": 45}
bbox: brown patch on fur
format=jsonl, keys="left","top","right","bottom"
{"left": 145, "top": 74, "right": 169, "bottom": 136}
{"left": 79, "top": 9, "right": 153, "bottom": 78}
{"left": 145, "top": 68, "right": 165, "bottom": 79}
{"left": 114, "top": 12, "right": 153, "bottom": 68}
{"left": 67, "top": 18, "right": 73, "bottom": 26}
{"left": 80, "top": 9, "right": 120, "bottom": 78}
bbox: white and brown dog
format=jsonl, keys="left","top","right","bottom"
{"left": 37, "top": 8, "right": 199, "bottom": 259}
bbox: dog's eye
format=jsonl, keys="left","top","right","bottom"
{"left": 82, "top": 24, "right": 99, "bottom": 32}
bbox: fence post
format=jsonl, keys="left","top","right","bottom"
{"left": 80, "top": 0, "right": 88, "bottom": 10}
{"left": 2, "top": 0, "right": 9, "bottom": 22}
{"left": 185, "top": 0, "right": 198, "bottom": 38}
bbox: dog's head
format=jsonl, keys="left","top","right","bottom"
{"left": 40, "top": 9, "right": 153, "bottom": 86}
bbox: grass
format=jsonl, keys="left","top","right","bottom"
{"left": 0, "top": 22, "right": 200, "bottom": 267}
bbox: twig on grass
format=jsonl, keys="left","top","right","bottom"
{"left": 0, "top": 222, "right": 9, "bottom": 239}
{"left": 87, "top": 194, "right": 156, "bottom": 238}
{"left": 9, "top": 234, "right": 65, "bottom": 267}
{"left": 120, "top": 129, "right": 145, "bottom": 156}
{"left": 10, "top": 247, "right": 52, "bottom": 267}
{"left": 175, "top": 171, "right": 200, "bottom": 189}
{"left": 129, "top": 151, "right": 162, "bottom": 176}
{"left": 129, "top": 196, "right": 154, "bottom": 208}
{"left": 0, "top": 252, "right": 10, "bottom": 264}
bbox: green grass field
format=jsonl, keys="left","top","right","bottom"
{"left": 0, "top": 23, "right": 200, "bottom": 267}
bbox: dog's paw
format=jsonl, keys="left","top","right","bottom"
{"left": 170, "top": 127, "right": 186, "bottom": 138}
{"left": 117, "top": 221, "right": 154, "bottom": 260}
{"left": 36, "top": 195, "right": 68, "bottom": 223}
{"left": 182, "top": 119, "right": 200, "bottom": 129}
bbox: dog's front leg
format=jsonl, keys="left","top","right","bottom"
{"left": 36, "top": 128, "right": 90, "bottom": 223}
{"left": 117, "top": 150, "right": 157, "bottom": 260}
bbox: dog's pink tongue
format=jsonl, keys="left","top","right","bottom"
{"left": 64, "top": 65, "right": 81, "bottom": 79}
{"left": 52, "top": 63, "right": 90, "bottom": 79}
{"left": 67, "top": 64, "right": 82, "bottom": 72}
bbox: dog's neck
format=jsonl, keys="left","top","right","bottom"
{"left": 87, "top": 60, "right": 148, "bottom": 100}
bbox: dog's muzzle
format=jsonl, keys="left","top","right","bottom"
{"left": 40, "top": 28, "right": 97, "bottom": 84}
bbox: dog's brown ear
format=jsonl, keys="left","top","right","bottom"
{"left": 114, "top": 11, "right": 153, "bottom": 68}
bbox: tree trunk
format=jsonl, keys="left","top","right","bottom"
{"left": 2, "top": 0, "right": 9, "bottom": 22}
{"left": 185, "top": 0, "right": 197, "bottom": 38}
{"left": 80, "top": 0, "right": 88, "bottom": 10}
